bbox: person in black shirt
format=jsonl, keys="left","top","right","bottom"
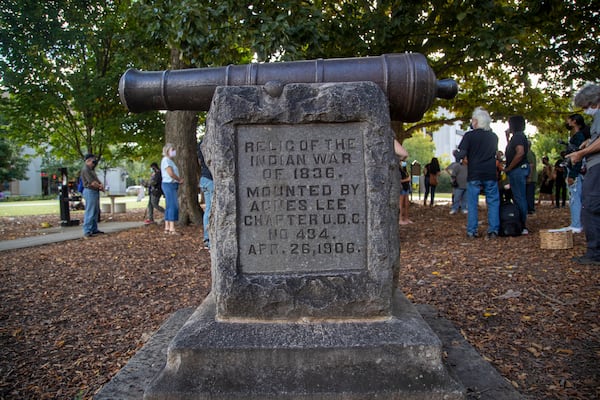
{"left": 504, "top": 115, "right": 530, "bottom": 235}
{"left": 554, "top": 151, "right": 567, "bottom": 208}
{"left": 454, "top": 107, "right": 500, "bottom": 239}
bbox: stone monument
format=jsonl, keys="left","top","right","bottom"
{"left": 142, "top": 80, "right": 465, "bottom": 399}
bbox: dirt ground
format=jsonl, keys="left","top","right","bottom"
{"left": 0, "top": 202, "right": 598, "bottom": 399}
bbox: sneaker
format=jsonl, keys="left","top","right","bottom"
{"left": 486, "top": 232, "right": 498, "bottom": 240}
{"left": 449, "top": 210, "right": 457, "bottom": 215}
{"left": 144, "top": 219, "right": 153, "bottom": 225}
{"left": 569, "top": 226, "right": 583, "bottom": 234}
{"left": 84, "top": 233, "right": 93, "bottom": 238}
{"left": 555, "top": 227, "right": 572, "bottom": 232}
{"left": 521, "top": 228, "right": 529, "bottom": 235}
{"left": 92, "top": 230, "right": 105, "bottom": 235}
{"left": 467, "top": 232, "right": 479, "bottom": 239}
{"left": 462, "top": 210, "right": 468, "bottom": 214}
{"left": 571, "top": 256, "right": 600, "bottom": 265}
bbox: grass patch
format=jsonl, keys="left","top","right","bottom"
{"left": 0, "top": 197, "right": 149, "bottom": 217}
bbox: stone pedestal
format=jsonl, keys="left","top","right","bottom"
{"left": 144, "top": 292, "right": 463, "bottom": 399}
{"left": 143, "top": 82, "right": 465, "bottom": 399}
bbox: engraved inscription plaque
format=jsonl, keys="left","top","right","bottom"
{"left": 237, "top": 123, "right": 367, "bottom": 273}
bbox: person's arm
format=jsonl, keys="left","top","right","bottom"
{"left": 166, "top": 166, "right": 183, "bottom": 183}
{"left": 568, "top": 137, "right": 600, "bottom": 164}
{"left": 505, "top": 145, "right": 525, "bottom": 172}
{"left": 394, "top": 139, "right": 408, "bottom": 161}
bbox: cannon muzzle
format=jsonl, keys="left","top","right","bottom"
{"left": 119, "top": 53, "right": 457, "bottom": 122}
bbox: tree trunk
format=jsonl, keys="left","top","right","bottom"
{"left": 164, "top": 48, "right": 203, "bottom": 227}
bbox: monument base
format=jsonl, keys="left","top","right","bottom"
{"left": 143, "top": 291, "right": 464, "bottom": 400}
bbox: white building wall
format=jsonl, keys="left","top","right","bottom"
{"left": 13, "top": 147, "right": 43, "bottom": 196}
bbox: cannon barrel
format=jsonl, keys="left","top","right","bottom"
{"left": 119, "top": 53, "right": 457, "bottom": 122}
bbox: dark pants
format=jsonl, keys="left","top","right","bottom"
{"left": 147, "top": 193, "right": 164, "bottom": 221}
{"left": 526, "top": 182, "right": 536, "bottom": 213}
{"left": 555, "top": 179, "right": 567, "bottom": 207}
{"left": 582, "top": 164, "right": 600, "bottom": 260}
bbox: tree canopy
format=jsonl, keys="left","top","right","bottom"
{"left": 1, "top": 0, "right": 598, "bottom": 163}
{"left": 0, "top": 0, "right": 165, "bottom": 164}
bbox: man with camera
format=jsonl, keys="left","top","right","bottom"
{"left": 568, "top": 83, "right": 600, "bottom": 265}
{"left": 557, "top": 114, "right": 588, "bottom": 234}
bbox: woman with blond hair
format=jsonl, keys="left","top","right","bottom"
{"left": 160, "top": 143, "right": 183, "bottom": 234}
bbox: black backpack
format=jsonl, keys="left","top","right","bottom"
{"left": 499, "top": 201, "right": 522, "bottom": 237}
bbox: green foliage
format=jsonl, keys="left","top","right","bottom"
{"left": 0, "top": 0, "right": 165, "bottom": 165}
{"left": 0, "top": 137, "right": 29, "bottom": 183}
{"left": 402, "top": 132, "right": 436, "bottom": 167}
{"left": 1, "top": 0, "right": 598, "bottom": 166}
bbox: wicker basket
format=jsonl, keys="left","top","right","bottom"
{"left": 540, "top": 229, "right": 573, "bottom": 250}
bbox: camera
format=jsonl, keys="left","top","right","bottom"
{"left": 558, "top": 139, "right": 579, "bottom": 155}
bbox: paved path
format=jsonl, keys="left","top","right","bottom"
{"left": 0, "top": 221, "right": 144, "bottom": 252}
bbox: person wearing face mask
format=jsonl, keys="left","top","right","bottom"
{"left": 504, "top": 115, "right": 530, "bottom": 235}
{"left": 144, "top": 162, "right": 165, "bottom": 225}
{"left": 80, "top": 153, "right": 105, "bottom": 238}
{"left": 567, "top": 83, "right": 600, "bottom": 265}
{"left": 557, "top": 114, "right": 588, "bottom": 234}
{"left": 161, "top": 143, "right": 183, "bottom": 235}
{"left": 398, "top": 159, "right": 412, "bottom": 225}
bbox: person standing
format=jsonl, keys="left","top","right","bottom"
{"left": 447, "top": 157, "right": 468, "bottom": 214}
{"left": 198, "top": 140, "right": 214, "bottom": 249}
{"left": 80, "top": 153, "right": 104, "bottom": 238}
{"left": 537, "top": 156, "right": 554, "bottom": 206}
{"left": 559, "top": 114, "right": 588, "bottom": 233}
{"left": 554, "top": 151, "right": 567, "bottom": 208}
{"left": 399, "top": 160, "right": 413, "bottom": 225}
{"left": 504, "top": 115, "right": 530, "bottom": 235}
{"left": 453, "top": 107, "right": 500, "bottom": 239}
{"left": 144, "top": 162, "right": 165, "bottom": 224}
{"left": 161, "top": 143, "right": 183, "bottom": 235}
{"left": 568, "top": 83, "right": 600, "bottom": 265}
{"left": 424, "top": 157, "right": 440, "bottom": 206}
{"left": 526, "top": 143, "right": 537, "bottom": 214}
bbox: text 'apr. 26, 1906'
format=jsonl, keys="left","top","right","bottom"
{"left": 237, "top": 123, "right": 367, "bottom": 274}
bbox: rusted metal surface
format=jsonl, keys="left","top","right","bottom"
{"left": 119, "top": 53, "right": 457, "bottom": 122}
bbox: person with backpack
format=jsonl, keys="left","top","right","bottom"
{"left": 144, "top": 162, "right": 165, "bottom": 224}
{"left": 504, "top": 115, "right": 530, "bottom": 235}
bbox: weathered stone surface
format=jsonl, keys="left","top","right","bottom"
{"left": 139, "top": 82, "right": 465, "bottom": 399}
{"left": 202, "top": 82, "right": 400, "bottom": 320}
{"left": 143, "top": 292, "right": 465, "bottom": 400}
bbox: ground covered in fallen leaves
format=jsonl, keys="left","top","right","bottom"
{"left": 0, "top": 203, "right": 598, "bottom": 399}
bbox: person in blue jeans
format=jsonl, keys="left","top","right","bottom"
{"left": 504, "top": 115, "right": 530, "bottom": 235}
{"left": 560, "top": 114, "right": 588, "bottom": 234}
{"left": 161, "top": 143, "right": 183, "bottom": 235}
{"left": 198, "top": 140, "right": 213, "bottom": 249}
{"left": 454, "top": 107, "right": 500, "bottom": 239}
{"left": 80, "top": 153, "right": 105, "bottom": 238}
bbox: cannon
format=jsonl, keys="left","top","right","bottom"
{"left": 119, "top": 53, "right": 457, "bottom": 122}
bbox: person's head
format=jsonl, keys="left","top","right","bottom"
{"left": 573, "top": 83, "right": 600, "bottom": 116}
{"left": 471, "top": 107, "right": 491, "bottom": 130}
{"left": 84, "top": 153, "right": 97, "bottom": 169}
{"left": 567, "top": 113, "right": 585, "bottom": 131}
{"left": 508, "top": 115, "right": 526, "bottom": 133}
{"left": 150, "top": 162, "right": 159, "bottom": 172}
{"left": 163, "top": 143, "right": 176, "bottom": 158}
{"left": 542, "top": 155, "right": 549, "bottom": 165}
{"left": 430, "top": 157, "right": 440, "bottom": 169}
